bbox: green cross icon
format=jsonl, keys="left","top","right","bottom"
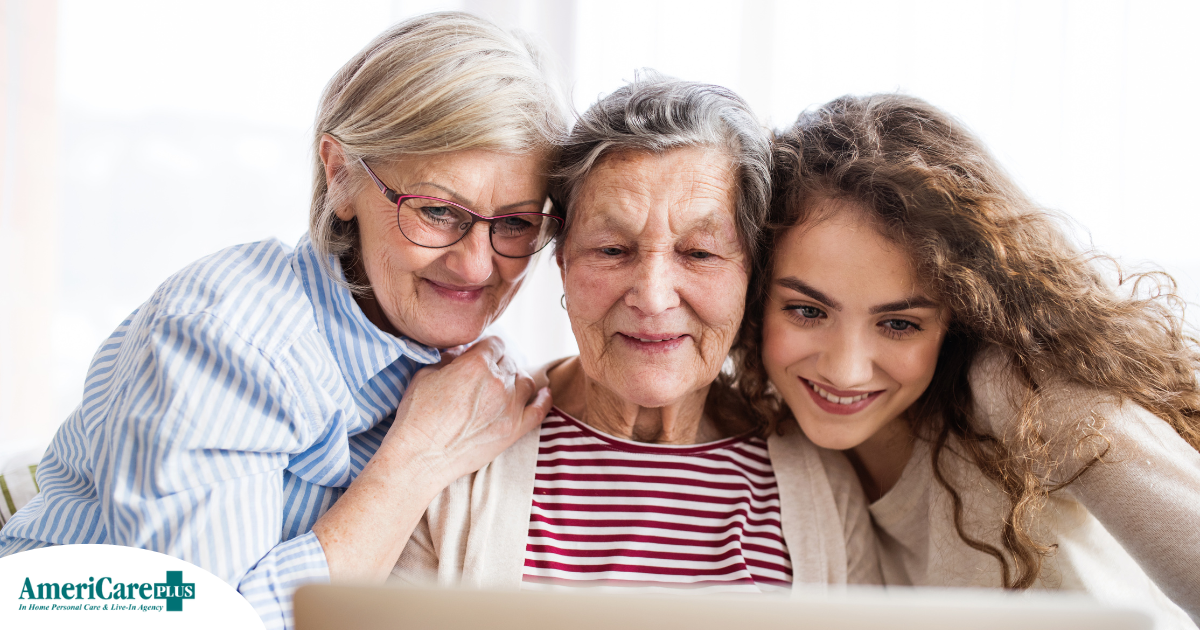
{"left": 153, "top": 571, "right": 196, "bottom": 612}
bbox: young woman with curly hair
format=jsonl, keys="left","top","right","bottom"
{"left": 738, "top": 93, "right": 1200, "bottom": 627}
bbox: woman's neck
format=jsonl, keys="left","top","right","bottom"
{"left": 343, "top": 253, "right": 402, "bottom": 338}
{"left": 547, "top": 357, "right": 721, "bottom": 445}
{"left": 846, "top": 415, "right": 915, "bottom": 503}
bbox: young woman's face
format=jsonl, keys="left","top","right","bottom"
{"left": 761, "top": 199, "right": 948, "bottom": 450}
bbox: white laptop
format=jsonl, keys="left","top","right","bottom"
{"left": 293, "top": 583, "right": 1152, "bottom": 630}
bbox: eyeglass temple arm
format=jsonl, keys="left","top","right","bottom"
{"left": 358, "top": 158, "right": 401, "bottom": 204}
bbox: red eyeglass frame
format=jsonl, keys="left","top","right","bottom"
{"left": 358, "top": 158, "right": 562, "bottom": 258}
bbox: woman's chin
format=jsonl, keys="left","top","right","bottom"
{"left": 794, "top": 416, "right": 872, "bottom": 452}
{"left": 399, "top": 318, "right": 488, "bottom": 350}
{"left": 388, "top": 299, "right": 498, "bottom": 349}
{"left": 602, "top": 372, "right": 703, "bottom": 409}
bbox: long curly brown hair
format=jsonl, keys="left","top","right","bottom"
{"left": 736, "top": 93, "right": 1200, "bottom": 588}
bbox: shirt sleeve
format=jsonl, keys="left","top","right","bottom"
{"left": 96, "top": 310, "right": 330, "bottom": 629}
{"left": 971, "top": 348, "right": 1200, "bottom": 624}
{"left": 238, "top": 531, "right": 331, "bottom": 628}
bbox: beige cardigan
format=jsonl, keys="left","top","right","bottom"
{"left": 391, "top": 415, "right": 881, "bottom": 590}
{"left": 865, "top": 349, "right": 1200, "bottom": 629}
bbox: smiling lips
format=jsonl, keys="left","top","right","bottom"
{"left": 628, "top": 334, "right": 683, "bottom": 343}
{"left": 618, "top": 332, "right": 688, "bottom": 352}
{"left": 803, "top": 378, "right": 883, "bottom": 415}
{"left": 424, "top": 278, "right": 486, "bottom": 302}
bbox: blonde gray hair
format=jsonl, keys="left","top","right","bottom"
{"left": 310, "top": 11, "right": 568, "bottom": 280}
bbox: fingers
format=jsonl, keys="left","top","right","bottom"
{"left": 494, "top": 346, "right": 515, "bottom": 372}
{"left": 519, "top": 387, "right": 553, "bottom": 434}
{"left": 460, "top": 336, "right": 506, "bottom": 366}
{"left": 403, "top": 364, "right": 438, "bottom": 392}
{"left": 444, "top": 337, "right": 510, "bottom": 382}
{"left": 436, "top": 344, "right": 469, "bottom": 366}
{"left": 512, "top": 367, "right": 536, "bottom": 405}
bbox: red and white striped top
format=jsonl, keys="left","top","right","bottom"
{"left": 522, "top": 407, "right": 792, "bottom": 593}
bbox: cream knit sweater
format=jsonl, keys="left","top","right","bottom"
{"left": 391, "top": 401, "right": 881, "bottom": 590}
{"left": 865, "top": 348, "right": 1200, "bottom": 629}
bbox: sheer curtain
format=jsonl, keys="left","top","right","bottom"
{"left": 1, "top": 0, "right": 58, "bottom": 454}
{"left": 3, "top": 0, "right": 1198, "bottom": 455}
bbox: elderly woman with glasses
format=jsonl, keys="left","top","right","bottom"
{"left": 0, "top": 12, "right": 565, "bottom": 629}
{"left": 391, "top": 73, "right": 878, "bottom": 592}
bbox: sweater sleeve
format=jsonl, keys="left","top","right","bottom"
{"left": 391, "top": 512, "right": 442, "bottom": 585}
{"left": 971, "top": 348, "right": 1200, "bottom": 623}
{"left": 1063, "top": 402, "right": 1200, "bottom": 624}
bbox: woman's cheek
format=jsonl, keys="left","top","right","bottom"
{"left": 685, "top": 266, "right": 746, "bottom": 331}
{"left": 495, "top": 255, "right": 533, "bottom": 286}
{"left": 566, "top": 265, "right": 620, "bottom": 317}
{"left": 888, "top": 332, "right": 945, "bottom": 392}
{"left": 761, "top": 312, "right": 797, "bottom": 380}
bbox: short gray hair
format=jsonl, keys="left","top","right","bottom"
{"left": 310, "top": 12, "right": 568, "bottom": 283}
{"left": 551, "top": 71, "right": 770, "bottom": 261}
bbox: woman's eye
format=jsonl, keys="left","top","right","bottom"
{"left": 783, "top": 305, "right": 825, "bottom": 323}
{"left": 600, "top": 247, "right": 623, "bottom": 256}
{"left": 881, "top": 319, "right": 922, "bottom": 337}
{"left": 495, "top": 216, "right": 533, "bottom": 235}
{"left": 420, "top": 206, "right": 455, "bottom": 223}
{"left": 689, "top": 250, "right": 713, "bottom": 260}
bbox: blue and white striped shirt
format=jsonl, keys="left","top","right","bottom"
{"left": 0, "top": 236, "right": 439, "bottom": 629}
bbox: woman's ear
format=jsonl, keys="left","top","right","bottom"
{"left": 318, "top": 134, "right": 356, "bottom": 221}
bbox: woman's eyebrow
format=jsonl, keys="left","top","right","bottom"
{"left": 411, "top": 181, "right": 466, "bottom": 203}
{"left": 496, "top": 199, "right": 545, "bottom": 212}
{"left": 411, "top": 181, "right": 542, "bottom": 213}
{"left": 869, "top": 297, "right": 939, "bottom": 314}
{"left": 777, "top": 276, "right": 937, "bottom": 314}
{"left": 776, "top": 277, "right": 841, "bottom": 310}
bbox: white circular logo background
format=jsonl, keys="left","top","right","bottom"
{"left": 0, "top": 544, "right": 264, "bottom": 629}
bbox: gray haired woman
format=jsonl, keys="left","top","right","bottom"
{"left": 0, "top": 12, "right": 565, "bottom": 629}
{"left": 392, "top": 73, "right": 878, "bottom": 592}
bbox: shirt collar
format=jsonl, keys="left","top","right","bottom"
{"left": 293, "top": 235, "right": 440, "bottom": 392}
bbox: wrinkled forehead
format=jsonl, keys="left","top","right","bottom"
{"left": 570, "top": 148, "right": 740, "bottom": 240}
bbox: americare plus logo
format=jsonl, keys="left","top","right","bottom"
{"left": 17, "top": 570, "right": 195, "bottom": 613}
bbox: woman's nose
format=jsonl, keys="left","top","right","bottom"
{"left": 624, "top": 252, "right": 679, "bottom": 315}
{"left": 442, "top": 222, "right": 495, "bottom": 284}
{"left": 816, "top": 329, "right": 874, "bottom": 390}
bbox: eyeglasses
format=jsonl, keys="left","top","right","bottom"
{"left": 359, "top": 158, "right": 562, "bottom": 259}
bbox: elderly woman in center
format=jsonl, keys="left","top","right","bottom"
{"left": 392, "top": 74, "right": 879, "bottom": 591}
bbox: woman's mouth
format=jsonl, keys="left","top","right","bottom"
{"left": 617, "top": 333, "right": 688, "bottom": 353}
{"left": 803, "top": 378, "right": 883, "bottom": 415}
{"left": 423, "top": 278, "right": 486, "bottom": 302}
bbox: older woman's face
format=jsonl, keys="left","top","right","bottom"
{"left": 558, "top": 148, "right": 747, "bottom": 408}
{"left": 333, "top": 148, "right": 549, "bottom": 348}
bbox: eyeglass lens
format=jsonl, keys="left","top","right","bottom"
{"left": 397, "top": 197, "right": 559, "bottom": 257}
